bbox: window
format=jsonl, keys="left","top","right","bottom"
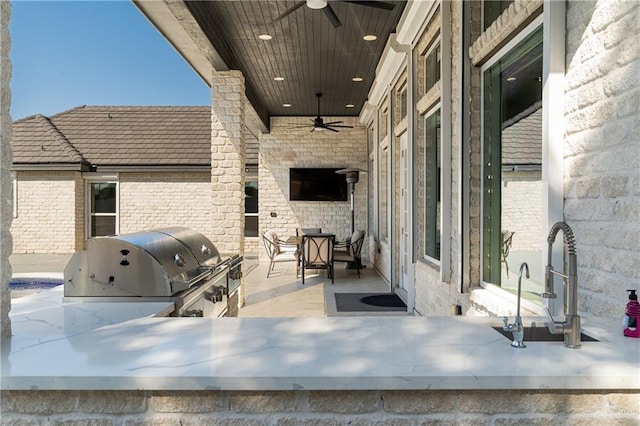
{"left": 399, "top": 84, "right": 408, "bottom": 119}
{"left": 482, "top": 25, "right": 543, "bottom": 294}
{"left": 380, "top": 105, "right": 388, "bottom": 140}
{"left": 85, "top": 175, "right": 118, "bottom": 238}
{"left": 245, "top": 168, "right": 259, "bottom": 238}
{"left": 425, "top": 42, "right": 441, "bottom": 93}
{"left": 367, "top": 125, "right": 376, "bottom": 238}
{"left": 424, "top": 108, "right": 441, "bottom": 261}
{"left": 379, "top": 105, "right": 389, "bottom": 242}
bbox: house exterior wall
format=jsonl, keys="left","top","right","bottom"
{"left": 210, "top": 71, "right": 245, "bottom": 256}
{"left": 2, "top": 389, "right": 638, "bottom": 424}
{"left": 119, "top": 172, "right": 213, "bottom": 238}
{"left": 258, "top": 117, "right": 368, "bottom": 263}
{"left": 11, "top": 170, "right": 82, "bottom": 253}
{"left": 1, "top": 0, "right": 12, "bottom": 338}
{"left": 563, "top": 0, "right": 640, "bottom": 317}
{"left": 373, "top": 0, "right": 639, "bottom": 318}
{"left": 413, "top": 3, "right": 448, "bottom": 316}
{"left": 11, "top": 171, "right": 217, "bottom": 254}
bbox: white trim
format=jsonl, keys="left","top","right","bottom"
{"left": 11, "top": 171, "right": 17, "bottom": 218}
{"left": 84, "top": 173, "right": 120, "bottom": 238}
{"left": 396, "top": 0, "right": 438, "bottom": 47}
{"left": 440, "top": 1, "right": 452, "bottom": 283}
{"left": 543, "top": 0, "right": 566, "bottom": 317}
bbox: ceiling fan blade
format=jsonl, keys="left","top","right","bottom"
{"left": 341, "top": 1, "right": 396, "bottom": 11}
{"left": 327, "top": 124, "right": 354, "bottom": 128}
{"left": 323, "top": 120, "right": 344, "bottom": 125}
{"left": 323, "top": 4, "right": 343, "bottom": 28}
{"left": 323, "top": 125, "right": 340, "bottom": 132}
{"left": 270, "top": 1, "right": 306, "bottom": 24}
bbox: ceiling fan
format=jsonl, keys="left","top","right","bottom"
{"left": 309, "top": 93, "right": 353, "bottom": 133}
{"left": 271, "top": 0, "right": 396, "bottom": 29}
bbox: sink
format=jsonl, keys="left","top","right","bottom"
{"left": 492, "top": 326, "right": 598, "bottom": 342}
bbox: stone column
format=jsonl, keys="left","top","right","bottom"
{"left": 210, "top": 71, "right": 245, "bottom": 255}
{"left": 0, "top": 0, "right": 12, "bottom": 337}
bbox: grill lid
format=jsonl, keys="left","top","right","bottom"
{"left": 64, "top": 227, "right": 223, "bottom": 298}
{"left": 155, "top": 227, "right": 221, "bottom": 267}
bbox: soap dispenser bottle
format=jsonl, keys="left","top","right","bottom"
{"left": 623, "top": 290, "right": 640, "bottom": 338}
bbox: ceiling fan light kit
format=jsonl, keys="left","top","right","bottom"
{"left": 307, "top": 0, "right": 328, "bottom": 10}
{"left": 272, "top": 1, "right": 396, "bottom": 29}
{"left": 310, "top": 93, "right": 354, "bottom": 133}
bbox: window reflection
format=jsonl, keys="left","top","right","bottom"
{"left": 483, "top": 27, "right": 543, "bottom": 299}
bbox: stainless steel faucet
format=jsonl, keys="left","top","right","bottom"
{"left": 543, "top": 221, "right": 581, "bottom": 348}
{"left": 502, "top": 262, "right": 529, "bottom": 348}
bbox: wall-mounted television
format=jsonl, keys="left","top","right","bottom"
{"left": 290, "top": 168, "right": 348, "bottom": 201}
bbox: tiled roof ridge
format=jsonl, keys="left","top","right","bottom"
{"left": 34, "top": 114, "right": 87, "bottom": 163}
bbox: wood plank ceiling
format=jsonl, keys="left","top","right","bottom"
{"left": 184, "top": 0, "right": 407, "bottom": 129}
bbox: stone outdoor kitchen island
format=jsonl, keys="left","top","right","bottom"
{"left": 2, "top": 288, "right": 639, "bottom": 423}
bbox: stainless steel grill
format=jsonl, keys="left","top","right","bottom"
{"left": 64, "top": 227, "right": 242, "bottom": 317}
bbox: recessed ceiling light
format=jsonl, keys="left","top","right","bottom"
{"left": 274, "top": 76, "right": 284, "bottom": 81}
{"left": 346, "top": 104, "right": 355, "bottom": 108}
{"left": 258, "top": 34, "right": 272, "bottom": 41}
{"left": 352, "top": 77, "right": 364, "bottom": 82}
{"left": 507, "top": 76, "right": 517, "bottom": 82}
{"left": 283, "top": 103, "right": 292, "bottom": 108}
{"left": 363, "top": 34, "right": 377, "bottom": 41}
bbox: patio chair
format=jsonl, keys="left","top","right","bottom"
{"left": 301, "top": 233, "right": 335, "bottom": 285}
{"left": 334, "top": 230, "right": 365, "bottom": 278}
{"left": 262, "top": 230, "right": 299, "bottom": 278}
{"left": 501, "top": 230, "right": 515, "bottom": 278}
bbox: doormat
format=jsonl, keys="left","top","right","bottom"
{"left": 334, "top": 293, "right": 407, "bottom": 312}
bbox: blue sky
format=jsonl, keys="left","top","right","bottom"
{"left": 9, "top": 0, "right": 211, "bottom": 120}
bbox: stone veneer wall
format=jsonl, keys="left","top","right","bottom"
{"left": 258, "top": 116, "right": 368, "bottom": 263}
{"left": 563, "top": 0, "right": 640, "bottom": 316}
{"left": 413, "top": 3, "right": 444, "bottom": 316}
{"left": 10, "top": 171, "right": 81, "bottom": 253}
{"left": 210, "top": 71, "right": 245, "bottom": 256}
{"left": 2, "top": 389, "right": 638, "bottom": 424}
{"left": 119, "top": 172, "right": 213, "bottom": 238}
{"left": 1, "top": 0, "right": 12, "bottom": 338}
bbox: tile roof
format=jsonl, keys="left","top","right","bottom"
{"left": 12, "top": 106, "right": 214, "bottom": 169}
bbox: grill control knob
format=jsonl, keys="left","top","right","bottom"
{"left": 174, "top": 253, "right": 186, "bottom": 267}
{"left": 201, "top": 244, "right": 211, "bottom": 256}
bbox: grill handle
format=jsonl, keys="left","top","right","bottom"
{"left": 173, "top": 266, "right": 220, "bottom": 292}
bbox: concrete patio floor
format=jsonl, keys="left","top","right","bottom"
{"left": 241, "top": 258, "right": 411, "bottom": 317}
{"left": 9, "top": 253, "right": 412, "bottom": 317}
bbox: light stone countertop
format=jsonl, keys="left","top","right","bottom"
{"left": 2, "top": 287, "right": 639, "bottom": 391}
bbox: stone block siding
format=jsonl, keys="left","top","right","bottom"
{"left": 10, "top": 171, "right": 81, "bottom": 253}
{"left": 119, "top": 172, "right": 213, "bottom": 239}
{"left": 564, "top": 0, "right": 640, "bottom": 317}
{"left": 1, "top": 0, "right": 12, "bottom": 338}
{"left": 413, "top": 2, "right": 444, "bottom": 316}
{"left": 2, "top": 390, "right": 638, "bottom": 424}
{"left": 258, "top": 117, "right": 368, "bottom": 263}
{"left": 210, "top": 71, "right": 245, "bottom": 256}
